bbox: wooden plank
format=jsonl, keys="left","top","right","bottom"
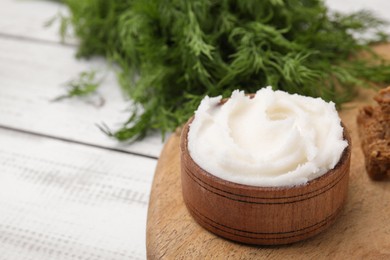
{"left": 0, "top": 127, "right": 157, "bottom": 259}
{"left": 0, "top": 0, "right": 76, "bottom": 44}
{"left": 325, "top": 0, "right": 390, "bottom": 40}
{"left": 146, "top": 87, "right": 390, "bottom": 259}
{"left": 0, "top": 37, "right": 164, "bottom": 158}
{"left": 325, "top": 0, "right": 390, "bottom": 21}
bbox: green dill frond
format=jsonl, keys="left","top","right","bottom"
{"left": 53, "top": 70, "right": 102, "bottom": 101}
{"left": 62, "top": 0, "right": 390, "bottom": 141}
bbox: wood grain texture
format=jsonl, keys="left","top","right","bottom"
{"left": 146, "top": 56, "right": 390, "bottom": 258}
{"left": 0, "top": 0, "right": 77, "bottom": 44}
{"left": 0, "top": 37, "right": 163, "bottom": 158}
{"left": 0, "top": 127, "right": 156, "bottom": 259}
{"left": 180, "top": 120, "right": 351, "bottom": 245}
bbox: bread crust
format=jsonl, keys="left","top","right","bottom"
{"left": 357, "top": 86, "right": 390, "bottom": 180}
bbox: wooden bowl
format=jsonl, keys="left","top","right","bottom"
{"left": 180, "top": 118, "right": 351, "bottom": 245}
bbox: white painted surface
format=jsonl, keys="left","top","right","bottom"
{"left": 325, "top": 0, "right": 390, "bottom": 37}
{"left": 326, "top": 0, "right": 390, "bottom": 21}
{"left": 0, "top": 2, "right": 163, "bottom": 259}
{"left": 0, "top": 0, "right": 75, "bottom": 44}
{"left": 0, "top": 37, "right": 164, "bottom": 158}
{"left": 0, "top": 128, "right": 156, "bottom": 259}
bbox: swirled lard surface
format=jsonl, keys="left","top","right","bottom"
{"left": 187, "top": 87, "right": 348, "bottom": 187}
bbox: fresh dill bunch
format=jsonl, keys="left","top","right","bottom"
{"left": 63, "top": 0, "right": 390, "bottom": 141}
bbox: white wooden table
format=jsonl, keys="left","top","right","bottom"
{"left": 0, "top": 1, "right": 388, "bottom": 259}
{"left": 0, "top": 1, "right": 164, "bottom": 259}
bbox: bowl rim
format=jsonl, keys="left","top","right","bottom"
{"left": 180, "top": 116, "right": 351, "bottom": 196}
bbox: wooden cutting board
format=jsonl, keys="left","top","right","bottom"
{"left": 146, "top": 45, "right": 390, "bottom": 259}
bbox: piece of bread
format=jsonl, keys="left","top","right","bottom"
{"left": 357, "top": 86, "right": 390, "bottom": 180}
